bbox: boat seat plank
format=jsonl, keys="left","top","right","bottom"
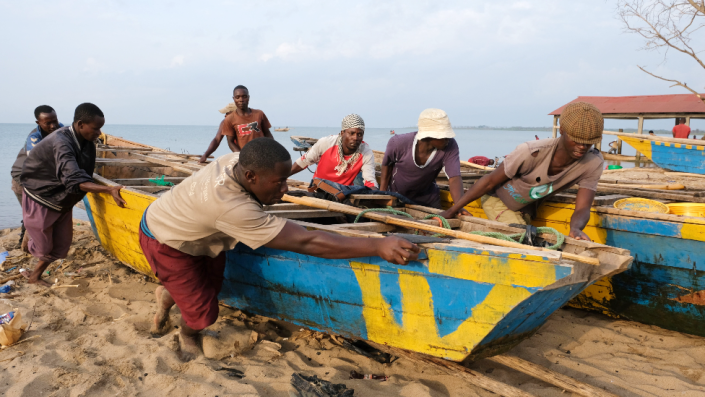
{"left": 96, "top": 159, "right": 162, "bottom": 167}
{"left": 127, "top": 153, "right": 197, "bottom": 175}
{"left": 265, "top": 209, "right": 341, "bottom": 219}
{"left": 111, "top": 177, "right": 188, "bottom": 185}
{"left": 335, "top": 222, "right": 396, "bottom": 232}
{"left": 290, "top": 220, "right": 384, "bottom": 238}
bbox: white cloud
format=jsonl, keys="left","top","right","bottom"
{"left": 170, "top": 55, "right": 185, "bottom": 67}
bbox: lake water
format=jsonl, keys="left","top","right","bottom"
{"left": 0, "top": 123, "right": 640, "bottom": 229}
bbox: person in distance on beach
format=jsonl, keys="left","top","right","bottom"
{"left": 140, "top": 138, "right": 419, "bottom": 361}
{"left": 10, "top": 105, "right": 64, "bottom": 251}
{"left": 380, "top": 109, "right": 468, "bottom": 214}
{"left": 440, "top": 102, "right": 604, "bottom": 241}
{"left": 199, "top": 85, "right": 273, "bottom": 163}
{"left": 20, "top": 103, "right": 126, "bottom": 287}
{"left": 672, "top": 117, "right": 691, "bottom": 139}
{"left": 290, "top": 114, "right": 378, "bottom": 189}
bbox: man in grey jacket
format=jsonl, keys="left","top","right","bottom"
{"left": 20, "top": 103, "right": 125, "bottom": 287}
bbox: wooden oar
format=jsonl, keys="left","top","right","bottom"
{"left": 281, "top": 194, "right": 600, "bottom": 266}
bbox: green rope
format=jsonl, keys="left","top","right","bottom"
{"left": 468, "top": 227, "right": 565, "bottom": 250}
{"left": 352, "top": 207, "right": 565, "bottom": 250}
{"left": 148, "top": 175, "right": 175, "bottom": 187}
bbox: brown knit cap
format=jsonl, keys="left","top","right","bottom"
{"left": 560, "top": 102, "right": 604, "bottom": 145}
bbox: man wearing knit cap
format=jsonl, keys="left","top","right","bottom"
{"left": 380, "top": 109, "right": 467, "bottom": 211}
{"left": 290, "top": 114, "right": 378, "bottom": 188}
{"left": 441, "top": 102, "right": 604, "bottom": 241}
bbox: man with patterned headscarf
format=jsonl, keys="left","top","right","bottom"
{"left": 441, "top": 102, "right": 604, "bottom": 241}
{"left": 290, "top": 114, "right": 378, "bottom": 188}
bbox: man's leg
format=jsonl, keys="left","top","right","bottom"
{"left": 11, "top": 180, "right": 29, "bottom": 251}
{"left": 21, "top": 193, "right": 62, "bottom": 287}
{"left": 481, "top": 195, "right": 528, "bottom": 225}
{"left": 139, "top": 230, "right": 224, "bottom": 361}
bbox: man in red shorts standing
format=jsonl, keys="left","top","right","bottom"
{"left": 140, "top": 138, "right": 419, "bottom": 361}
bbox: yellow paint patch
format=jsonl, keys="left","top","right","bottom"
{"left": 674, "top": 143, "right": 682, "bottom": 149}
{"left": 620, "top": 136, "right": 653, "bottom": 160}
{"left": 687, "top": 145, "right": 693, "bottom": 150}
{"left": 427, "top": 249, "right": 558, "bottom": 289}
{"left": 85, "top": 190, "right": 156, "bottom": 277}
{"left": 567, "top": 278, "right": 620, "bottom": 318}
{"left": 351, "top": 262, "right": 532, "bottom": 360}
{"left": 681, "top": 223, "right": 705, "bottom": 242}
{"left": 698, "top": 146, "right": 705, "bottom": 151}
{"left": 439, "top": 191, "right": 487, "bottom": 218}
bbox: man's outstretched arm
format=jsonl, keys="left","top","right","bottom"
{"left": 200, "top": 133, "right": 224, "bottom": 163}
{"left": 265, "top": 221, "right": 420, "bottom": 265}
{"left": 440, "top": 163, "right": 510, "bottom": 218}
{"left": 568, "top": 188, "right": 596, "bottom": 241}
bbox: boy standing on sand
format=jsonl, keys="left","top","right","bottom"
{"left": 141, "top": 138, "right": 418, "bottom": 361}
{"left": 20, "top": 103, "right": 126, "bottom": 287}
{"left": 10, "top": 105, "right": 64, "bottom": 250}
{"left": 440, "top": 102, "right": 604, "bottom": 241}
{"left": 199, "top": 85, "right": 273, "bottom": 162}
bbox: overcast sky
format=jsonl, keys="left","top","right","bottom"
{"left": 0, "top": 1, "right": 702, "bottom": 129}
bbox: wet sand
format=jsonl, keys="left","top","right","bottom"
{"left": 0, "top": 223, "right": 703, "bottom": 396}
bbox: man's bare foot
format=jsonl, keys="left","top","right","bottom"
{"left": 178, "top": 332, "right": 201, "bottom": 362}
{"left": 20, "top": 270, "right": 53, "bottom": 288}
{"left": 150, "top": 286, "right": 172, "bottom": 336}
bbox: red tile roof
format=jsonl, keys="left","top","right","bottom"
{"left": 549, "top": 94, "right": 705, "bottom": 116}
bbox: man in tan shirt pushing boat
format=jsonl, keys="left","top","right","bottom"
{"left": 440, "top": 102, "right": 604, "bottom": 241}
{"left": 140, "top": 138, "right": 419, "bottom": 361}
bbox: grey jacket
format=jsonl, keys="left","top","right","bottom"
{"left": 20, "top": 126, "right": 95, "bottom": 213}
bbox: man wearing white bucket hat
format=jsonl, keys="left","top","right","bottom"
{"left": 380, "top": 109, "right": 467, "bottom": 212}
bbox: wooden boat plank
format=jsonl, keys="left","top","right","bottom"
{"left": 112, "top": 177, "right": 188, "bottom": 185}
{"left": 265, "top": 209, "right": 342, "bottom": 219}
{"left": 127, "top": 153, "right": 198, "bottom": 175}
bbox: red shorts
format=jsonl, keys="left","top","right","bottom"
{"left": 139, "top": 229, "right": 225, "bottom": 330}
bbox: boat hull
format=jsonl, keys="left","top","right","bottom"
{"left": 621, "top": 136, "right": 705, "bottom": 174}
{"left": 441, "top": 190, "right": 705, "bottom": 336}
{"left": 83, "top": 187, "right": 591, "bottom": 362}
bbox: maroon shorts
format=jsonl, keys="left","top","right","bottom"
{"left": 22, "top": 192, "right": 73, "bottom": 262}
{"left": 139, "top": 229, "right": 226, "bottom": 330}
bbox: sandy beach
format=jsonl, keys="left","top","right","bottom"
{"left": 1, "top": 222, "right": 704, "bottom": 397}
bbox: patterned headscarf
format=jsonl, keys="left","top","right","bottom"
{"left": 341, "top": 114, "right": 365, "bottom": 132}
{"left": 335, "top": 114, "right": 365, "bottom": 176}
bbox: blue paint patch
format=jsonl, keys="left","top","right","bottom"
{"left": 82, "top": 196, "right": 102, "bottom": 245}
{"left": 604, "top": 229, "right": 703, "bottom": 270}
{"left": 651, "top": 142, "right": 705, "bottom": 174}
{"left": 425, "top": 276, "right": 494, "bottom": 338}
{"left": 428, "top": 243, "right": 554, "bottom": 262}
{"left": 221, "top": 245, "right": 369, "bottom": 339}
{"left": 378, "top": 271, "right": 404, "bottom": 326}
{"left": 476, "top": 283, "right": 587, "bottom": 350}
{"left": 601, "top": 215, "right": 682, "bottom": 238}
{"left": 554, "top": 263, "right": 573, "bottom": 281}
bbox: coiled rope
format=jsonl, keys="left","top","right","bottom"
{"left": 353, "top": 207, "right": 565, "bottom": 250}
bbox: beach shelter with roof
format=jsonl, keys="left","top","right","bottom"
{"left": 548, "top": 93, "right": 705, "bottom": 138}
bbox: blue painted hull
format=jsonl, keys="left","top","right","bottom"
{"left": 219, "top": 243, "right": 602, "bottom": 362}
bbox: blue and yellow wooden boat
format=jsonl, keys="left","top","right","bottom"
{"left": 82, "top": 135, "right": 632, "bottom": 363}
{"left": 617, "top": 132, "right": 705, "bottom": 174}
{"left": 442, "top": 190, "right": 705, "bottom": 338}
{"left": 295, "top": 134, "right": 705, "bottom": 337}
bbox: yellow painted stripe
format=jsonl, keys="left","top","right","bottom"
{"left": 427, "top": 249, "right": 558, "bottom": 288}
{"left": 619, "top": 136, "right": 653, "bottom": 160}
{"left": 85, "top": 190, "right": 156, "bottom": 277}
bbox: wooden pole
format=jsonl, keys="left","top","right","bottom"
{"left": 281, "top": 195, "right": 600, "bottom": 266}
{"left": 686, "top": 116, "right": 691, "bottom": 127}
{"left": 617, "top": 129, "right": 623, "bottom": 154}
{"left": 635, "top": 117, "right": 644, "bottom": 165}
{"left": 489, "top": 355, "right": 619, "bottom": 397}
{"left": 552, "top": 115, "right": 559, "bottom": 138}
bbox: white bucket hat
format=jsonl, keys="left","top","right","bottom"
{"left": 416, "top": 108, "right": 455, "bottom": 140}
{"left": 219, "top": 102, "right": 238, "bottom": 114}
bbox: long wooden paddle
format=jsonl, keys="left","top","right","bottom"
{"left": 282, "top": 194, "right": 600, "bottom": 266}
